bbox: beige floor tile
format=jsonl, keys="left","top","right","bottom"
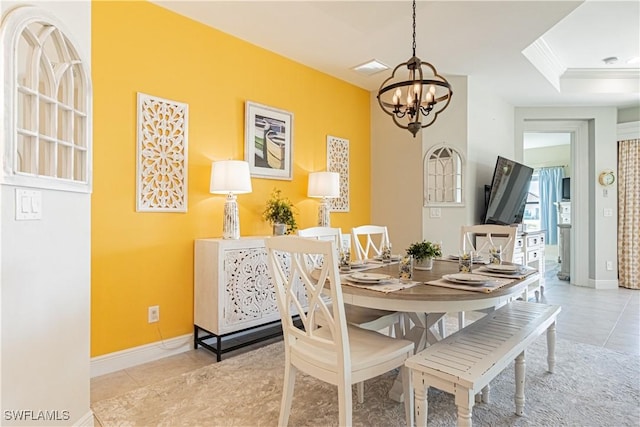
{"left": 124, "top": 352, "right": 208, "bottom": 387}
{"left": 90, "top": 370, "right": 138, "bottom": 403}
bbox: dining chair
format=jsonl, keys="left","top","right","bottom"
{"left": 298, "top": 226, "right": 404, "bottom": 332}
{"left": 265, "top": 236, "right": 414, "bottom": 426}
{"left": 457, "top": 224, "right": 518, "bottom": 328}
{"left": 297, "top": 226, "right": 406, "bottom": 402}
{"left": 460, "top": 224, "right": 517, "bottom": 263}
{"left": 351, "top": 225, "right": 391, "bottom": 261}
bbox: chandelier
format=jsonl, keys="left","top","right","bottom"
{"left": 377, "top": 0, "right": 453, "bottom": 137}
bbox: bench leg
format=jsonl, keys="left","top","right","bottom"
{"left": 454, "top": 388, "right": 474, "bottom": 427}
{"left": 515, "top": 350, "right": 526, "bottom": 416}
{"left": 402, "top": 365, "right": 414, "bottom": 427}
{"left": 481, "top": 385, "right": 490, "bottom": 403}
{"left": 414, "top": 376, "right": 428, "bottom": 427}
{"left": 474, "top": 384, "right": 490, "bottom": 404}
{"left": 547, "top": 321, "right": 557, "bottom": 373}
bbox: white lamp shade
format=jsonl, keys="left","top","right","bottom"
{"left": 308, "top": 171, "right": 340, "bottom": 198}
{"left": 210, "top": 160, "right": 252, "bottom": 194}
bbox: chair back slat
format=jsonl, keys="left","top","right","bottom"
{"left": 351, "top": 225, "right": 390, "bottom": 260}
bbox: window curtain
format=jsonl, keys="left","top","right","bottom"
{"left": 618, "top": 139, "right": 639, "bottom": 289}
{"left": 538, "top": 167, "right": 564, "bottom": 245}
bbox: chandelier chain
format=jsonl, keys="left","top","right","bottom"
{"left": 412, "top": 0, "right": 417, "bottom": 56}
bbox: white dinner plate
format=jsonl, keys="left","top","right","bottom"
{"left": 484, "top": 264, "right": 520, "bottom": 273}
{"left": 442, "top": 273, "right": 491, "bottom": 286}
{"left": 349, "top": 261, "right": 369, "bottom": 269}
{"left": 448, "top": 254, "right": 485, "bottom": 262}
{"left": 348, "top": 272, "right": 391, "bottom": 283}
{"left": 373, "top": 255, "right": 402, "bottom": 261}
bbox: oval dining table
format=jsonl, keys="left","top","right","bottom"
{"left": 340, "top": 258, "right": 541, "bottom": 402}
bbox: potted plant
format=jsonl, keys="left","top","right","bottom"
{"left": 263, "top": 188, "right": 298, "bottom": 235}
{"left": 406, "top": 240, "right": 442, "bottom": 270}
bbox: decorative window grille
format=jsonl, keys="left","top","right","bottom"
{"left": 1, "top": 7, "right": 91, "bottom": 192}
{"left": 424, "top": 143, "right": 464, "bottom": 206}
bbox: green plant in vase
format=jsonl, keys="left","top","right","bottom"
{"left": 406, "top": 240, "right": 442, "bottom": 270}
{"left": 263, "top": 188, "right": 298, "bottom": 235}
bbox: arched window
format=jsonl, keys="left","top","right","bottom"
{"left": 424, "top": 143, "right": 464, "bottom": 206}
{"left": 2, "top": 6, "right": 91, "bottom": 192}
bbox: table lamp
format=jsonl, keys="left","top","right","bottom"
{"left": 307, "top": 171, "right": 340, "bottom": 227}
{"left": 210, "top": 160, "right": 252, "bottom": 239}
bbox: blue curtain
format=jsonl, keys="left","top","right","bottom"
{"left": 538, "top": 167, "right": 564, "bottom": 245}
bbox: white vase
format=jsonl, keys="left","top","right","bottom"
{"left": 415, "top": 257, "right": 433, "bottom": 270}
{"left": 273, "top": 223, "right": 286, "bottom": 235}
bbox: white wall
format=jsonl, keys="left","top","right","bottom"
{"left": 419, "top": 75, "right": 469, "bottom": 253}
{"left": 371, "top": 74, "right": 516, "bottom": 255}
{"left": 370, "top": 89, "right": 425, "bottom": 254}
{"left": 0, "top": 1, "right": 92, "bottom": 425}
{"left": 467, "top": 76, "right": 515, "bottom": 224}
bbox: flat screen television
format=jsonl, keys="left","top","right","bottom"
{"left": 483, "top": 156, "right": 534, "bottom": 225}
{"left": 562, "top": 177, "right": 570, "bottom": 200}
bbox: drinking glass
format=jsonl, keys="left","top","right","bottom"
{"left": 458, "top": 251, "right": 473, "bottom": 273}
{"left": 339, "top": 248, "right": 351, "bottom": 272}
{"left": 399, "top": 255, "right": 413, "bottom": 280}
{"left": 489, "top": 245, "right": 502, "bottom": 264}
{"left": 381, "top": 245, "right": 392, "bottom": 263}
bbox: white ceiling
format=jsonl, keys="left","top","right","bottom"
{"left": 154, "top": 0, "right": 640, "bottom": 108}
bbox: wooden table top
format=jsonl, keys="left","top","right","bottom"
{"left": 339, "top": 259, "right": 539, "bottom": 313}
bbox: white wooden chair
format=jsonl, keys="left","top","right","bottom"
{"left": 460, "top": 224, "right": 517, "bottom": 263}
{"left": 457, "top": 224, "right": 518, "bottom": 328}
{"left": 265, "top": 236, "right": 414, "bottom": 426}
{"left": 351, "top": 225, "right": 391, "bottom": 260}
{"left": 297, "top": 226, "right": 406, "bottom": 401}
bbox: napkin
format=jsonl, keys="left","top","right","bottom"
{"left": 343, "top": 278, "right": 420, "bottom": 293}
{"left": 472, "top": 266, "right": 538, "bottom": 279}
{"left": 424, "top": 277, "right": 514, "bottom": 293}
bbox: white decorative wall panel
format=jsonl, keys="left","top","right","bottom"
{"left": 327, "top": 135, "right": 349, "bottom": 212}
{"left": 136, "top": 93, "right": 188, "bottom": 212}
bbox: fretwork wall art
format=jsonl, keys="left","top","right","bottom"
{"left": 327, "top": 135, "right": 350, "bottom": 212}
{"left": 136, "top": 93, "right": 189, "bottom": 212}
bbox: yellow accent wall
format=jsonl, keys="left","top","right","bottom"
{"left": 91, "top": 1, "right": 371, "bottom": 356}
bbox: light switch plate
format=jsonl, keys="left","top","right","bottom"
{"left": 15, "top": 189, "right": 42, "bottom": 220}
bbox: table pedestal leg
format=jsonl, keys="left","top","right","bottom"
{"left": 388, "top": 312, "right": 446, "bottom": 402}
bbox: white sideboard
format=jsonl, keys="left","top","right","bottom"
{"left": 194, "top": 237, "right": 290, "bottom": 360}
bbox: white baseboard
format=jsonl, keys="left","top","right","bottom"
{"left": 74, "top": 410, "right": 94, "bottom": 427}
{"left": 91, "top": 333, "right": 192, "bottom": 378}
{"left": 588, "top": 278, "right": 619, "bottom": 289}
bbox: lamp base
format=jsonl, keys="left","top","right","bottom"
{"left": 223, "top": 193, "right": 240, "bottom": 239}
{"left": 317, "top": 199, "right": 331, "bottom": 227}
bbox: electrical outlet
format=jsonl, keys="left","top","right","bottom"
{"left": 606, "top": 261, "right": 613, "bottom": 271}
{"left": 148, "top": 305, "right": 159, "bottom": 323}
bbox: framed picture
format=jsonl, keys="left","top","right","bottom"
{"left": 244, "top": 101, "right": 293, "bottom": 180}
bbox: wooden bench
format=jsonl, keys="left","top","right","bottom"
{"left": 405, "top": 300, "right": 561, "bottom": 427}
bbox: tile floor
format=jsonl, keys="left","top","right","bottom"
{"left": 91, "top": 259, "right": 639, "bottom": 420}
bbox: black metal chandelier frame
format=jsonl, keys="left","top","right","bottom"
{"left": 376, "top": 0, "right": 453, "bottom": 137}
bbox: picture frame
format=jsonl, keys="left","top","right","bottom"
{"left": 244, "top": 101, "right": 293, "bottom": 180}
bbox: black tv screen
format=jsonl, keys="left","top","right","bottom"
{"left": 484, "top": 156, "right": 534, "bottom": 225}
{"left": 562, "top": 177, "right": 570, "bottom": 200}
